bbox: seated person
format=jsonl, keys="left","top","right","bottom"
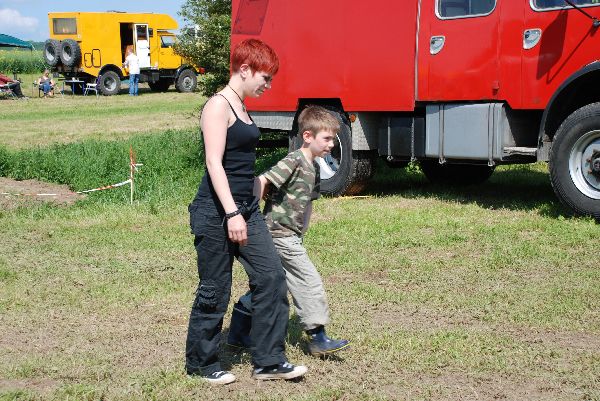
{"left": 0, "top": 72, "right": 25, "bottom": 98}
{"left": 38, "top": 69, "right": 55, "bottom": 97}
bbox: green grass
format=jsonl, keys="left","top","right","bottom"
{"left": 0, "top": 82, "right": 203, "bottom": 149}
{"left": 1, "top": 94, "right": 599, "bottom": 400}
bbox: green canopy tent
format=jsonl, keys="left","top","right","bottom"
{"left": 0, "top": 33, "right": 34, "bottom": 49}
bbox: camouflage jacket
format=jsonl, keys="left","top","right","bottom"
{"left": 262, "top": 149, "right": 320, "bottom": 237}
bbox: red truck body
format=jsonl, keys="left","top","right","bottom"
{"left": 231, "top": 0, "right": 600, "bottom": 218}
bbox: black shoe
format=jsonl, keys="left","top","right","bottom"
{"left": 227, "top": 302, "right": 252, "bottom": 348}
{"left": 201, "top": 371, "right": 236, "bottom": 385}
{"left": 252, "top": 362, "right": 307, "bottom": 380}
{"left": 306, "top": 326, "right": 350, "bottom": 356}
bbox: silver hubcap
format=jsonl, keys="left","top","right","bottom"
{"left": 317, "top": 133, "right": 342, "bottom": 180}
{"left": 182, "top": 76, "right": 193, "bottom": 90}
{"left": 104, "top": 77, "right": 116, "bottom": 91}
{"left": 568, "top": 129, "right": 600, "bottom": 199}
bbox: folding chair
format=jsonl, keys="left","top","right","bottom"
{"left": 84, "top": 76, "right": 100, "bottom": 97}
{"left": 33, "top": 81, "right": 62, "bottom": 98}
{"left": 0, "top": 84, "right": 17, "bottom": 99}
{"left": 32, "top": 82, "right": 44, "bottom": 97}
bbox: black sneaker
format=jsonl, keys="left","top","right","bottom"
{"left": 252, "top": 362, "right": 307, "bottom": 380}
{"left": 202, "top": 370, "right": 236, "bottom": 385}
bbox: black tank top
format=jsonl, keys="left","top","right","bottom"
{"left": 195, "top": 94, "right": 260, "bottom": 206}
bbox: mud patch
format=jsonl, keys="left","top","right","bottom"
{"left": 0, "top": 178, "right": 84, "bottom": 210}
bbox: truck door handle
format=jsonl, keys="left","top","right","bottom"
{"left": 523, "top": 29, "right": 542, "bottom": 50}
{"left": 430, "top": 36, "right": 445, "bottom": 55}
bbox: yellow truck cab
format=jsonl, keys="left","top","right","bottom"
{"left": 44, "top": 11, "right": 200, "bottom": 95}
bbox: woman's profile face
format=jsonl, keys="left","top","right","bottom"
{"left": 249, "top": 70, "right": 273, "bottom": 98}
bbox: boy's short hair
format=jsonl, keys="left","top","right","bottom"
{"left": 298, "top": 105, "right": 340, "bottom": 137}
{"left": 231, "top": 39, "right": 279, "bottom": 75}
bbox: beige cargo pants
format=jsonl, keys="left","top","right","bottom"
{"left": 239, "top": 234, "right": 330, "bottom": 331}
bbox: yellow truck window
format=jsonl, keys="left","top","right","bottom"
{"left": 53, "top": 18, "right": 77, "bottom": 35}
{"left": 161, "top": 36, "right": 175, "bottom": 48}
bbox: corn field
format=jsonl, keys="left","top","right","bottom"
{"left": 0, "top": 50, "right": 46, "bottom": 74}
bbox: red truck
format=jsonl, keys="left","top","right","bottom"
{"left": 231, "top": 0, "right": 600, "bottom": 218}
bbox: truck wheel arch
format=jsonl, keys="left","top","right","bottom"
{"left": 540, "top": 62, "right": 600, "bottom": 151}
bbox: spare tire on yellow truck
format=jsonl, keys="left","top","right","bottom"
{"left": 46, "top": 11, "right": 201, "bottom": 95}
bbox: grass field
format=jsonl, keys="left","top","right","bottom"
{"left": 0, "top": 90, "right": 599, "bottom": 401}
{"left": 1, "top": 74, "right": 202, "bottom": 149}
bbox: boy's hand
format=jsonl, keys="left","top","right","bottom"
{"left": 227, "top": 214, "right": 247, "bottom": 246}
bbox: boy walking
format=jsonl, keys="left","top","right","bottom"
{"left": 229, "top": 105, "right": 350, "bottom": 356}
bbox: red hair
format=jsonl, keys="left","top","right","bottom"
{"left": 231, "top": 39, "right": 279, "bottom": 75}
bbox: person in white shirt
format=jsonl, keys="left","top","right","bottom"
{"left": 122, "top": 47, "right": 140, "bottom": 96}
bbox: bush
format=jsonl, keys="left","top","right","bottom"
{"left": 0, "top": 50, "right": 47, "bottom": 74}
{"left": 175, "top": 0, "right": 231, "bottom": 96}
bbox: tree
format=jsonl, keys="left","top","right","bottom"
{"left": 175, "top": 0, "right": 231, "bottom": 96}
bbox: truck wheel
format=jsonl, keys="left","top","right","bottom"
{"left": 290, "top": 112, "right": 374, "bottom": 196}
{"left": 98, "top": 71, "right": 121, "bottom": 96}
{"left": 43, "top": 39, "right": 61, "bottom": 67}
{"left": 175, "top": 69, "right": 197, "bottom": 92}
{"left": 420, "top": 161, "right": 495, "bottom": 185}
{"left": 549, "top": 103, "right": 600, "bottom": 218}
{"left": 60, "top": 39, "right": 82, "bottom": 67}
{"left": 148, "top": 79, "right": 172, "bottom": 92}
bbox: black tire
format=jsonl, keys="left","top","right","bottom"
{"left": 59, "top": 39, "right": 82, "bottom": 67}
{"left": 420, "top": 161, "right": 495, "bottom": 185}
{"left": 175, "top": 69, "right": 197, "bottom": 92}
{"left": 98, "top": 71, "right": 121, "bottom": 96}
{"left": 549, "top": 103, "right": 600, "bottom": 219}
{"left": 290, "top": 111, "right": 374, "bottom": 196}
{"left": 148, "top": 79, "right": 172, "bottom": 92}
{"left": 43, "top": 39, "right": 61, "bottom": 67}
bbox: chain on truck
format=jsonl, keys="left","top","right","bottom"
{"left": 43, "top": 11, "right": 201, "bottom": 96}
{"left": 232, "top": 0, "right": 600, "bottom": 218}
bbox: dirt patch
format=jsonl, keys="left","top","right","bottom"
{"left": 0, "top": 378, "right": 60, "bottom": 395}
{"left": 0, "top": 178, "right": 84, "bottom": 210}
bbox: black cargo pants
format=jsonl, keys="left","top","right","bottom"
{"left": 185, "top": 198, "right": 289, "bottom": 375}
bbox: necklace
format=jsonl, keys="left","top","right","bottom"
{"left": 227, "top": 84, "right": 246, "bottom": 112}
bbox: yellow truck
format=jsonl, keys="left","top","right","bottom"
{"left": 43, "top": 11, "right": 200, "bottom": 95}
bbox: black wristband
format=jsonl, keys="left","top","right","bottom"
{"left": 225, "top": 209, "right": 242, "bottom": 220}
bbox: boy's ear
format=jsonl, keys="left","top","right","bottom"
{"left": 301, "top": 130, "right": 313, "bottom": 142}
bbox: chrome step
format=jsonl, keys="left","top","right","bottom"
{"left": 503, "top": 146, "right": 537, "bottom": 156}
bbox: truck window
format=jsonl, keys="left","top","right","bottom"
{"left": 161, "top": 35, "right": 175, "bottom": 48}
{"left": 533, "top": 0, "right": 600, "bottom": 10}
{"left": 437, "top": 0, "right": 496, "bottom": 18}
{"left": 136, "top": 25, "right": 148, "bottom": 40}
{"left": 52, "top": 18, "right": 77, "bottom": 35}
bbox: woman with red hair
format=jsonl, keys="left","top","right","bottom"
{"left": 185, "top": 39, "right": 307, "bottom": 384}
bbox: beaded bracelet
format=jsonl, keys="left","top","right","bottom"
{"left": 225, "top": 209, "right": 242, "bottom": 220}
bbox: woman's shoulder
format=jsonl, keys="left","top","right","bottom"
{"left": 201, "top": 92, "right": 233, "bottom": 122}
{"left": 204, "top": 92, "right": 231, "bottom": 111}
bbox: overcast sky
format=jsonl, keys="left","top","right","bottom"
{"left": 0, "top": 0, "right": 187, "bottom": 41}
